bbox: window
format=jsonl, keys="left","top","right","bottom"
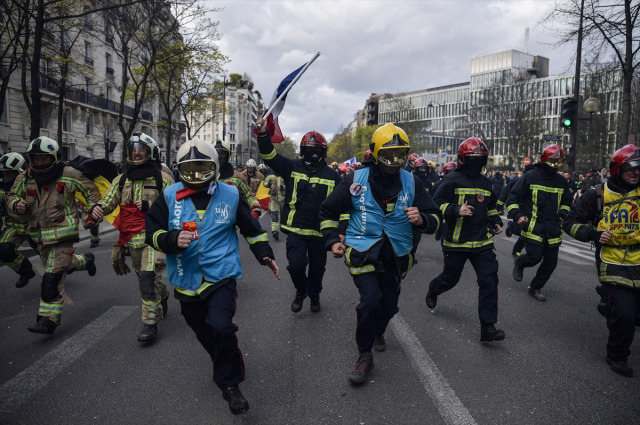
{"left": 230, "top": 102, "right": 236, "bottom": 109}
{"left": 230, "top": 133, "right": 235, "bottom": 141}
{"left": 84, "top": 41, "right": 93, "bottom": 65}
{"left": 106, "top": 86, "right": 113, "bottom": 102}
{"left": 106, "top": 53, "right": 113, "bottom": 76}
{"left": 0, "top": 96, "right": 6, "bottom": 123}
{"left": 86, "top": 114, "right": 94, "bottom": 135}
{"left": 107, "top": 119, "right": 114, "bottom": 139}
{"left": 230, "top": 93, "right": 235, "bottom": 97}
{"left": 204, "top": 135, "right": 207, "bottom": 141}
{"left": 230, "top": 123, "right": 235, "bottom": 131}
{"left": 216, "top": 123, "right": 219, "bottom": 130}
{"left": 63, "top": 108, "right": 71, "bottom": 132}
{"left": 229, "top": 114, "right": 235, "bottom": 121}
{"left": 85, "top": 78, "right": 92, "bottom": 103}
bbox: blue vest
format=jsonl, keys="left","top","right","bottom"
{"left": 164, "top": 182, "right": 243, "bottom": 290}
{"left": 346, "top": 167, "right": 415, "bottom": 256}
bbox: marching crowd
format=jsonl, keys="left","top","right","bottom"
{"left": 1, "top": 122, "right": 639, "bottom": 416}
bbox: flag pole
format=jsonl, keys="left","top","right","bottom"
{"left": 263, "top": 52, "right": 321, "bottom": 122}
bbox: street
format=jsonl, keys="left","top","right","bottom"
{"left": 0, "top": 215, "right": 639, "bottom": 425}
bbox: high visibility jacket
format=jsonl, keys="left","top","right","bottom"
{"left": 346, "top": 167, "right": 414, "bottom": 256}
{"left": 258, "top": 132, "right": 341, "bottom": 238}
{"left": 99, "top": 171, "right": 174, "bottom": 249}
{"left": 8, "top": 166, "right": 101, "bottom": 246}
{"left": 506, "top": 166, "right": 573, "bottom": 246}
{"left": 0, "top": 178, "right": 28, "bottom": 234}
{"left": 164, "top": 182, "right": 244, "bottom": 290}
{"left": 564, "top": 180, "right": 640, "bottom": 288}
{"left": 433, "top": 169, "right": 502, "bottom": 251}
{"left": 263, "top": 174, "right": 286, "bottom": 203}
{"left": 241, "top": 170, "right": 264, "bottom": 195}
{"left": 219, "top": 168, "right": 260, "bottom": 213}
{"left": 497, "top": 176, "right": 519, "bottom": 211}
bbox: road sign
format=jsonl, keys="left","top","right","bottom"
{"left": 441, "top": 150, "right": 447, "bottom": 157}
{"left": 542, "top": 134, "right": 563, "bottom": 142}
{"left": 524, "top": 157, "right": 531, "bottom": 166}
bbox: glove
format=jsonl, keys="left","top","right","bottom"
{"left": 252, "top": 211, "right": 261, "bottom": 219}
{"left": 111, "top": 246, "right": 131, "bottom": 275}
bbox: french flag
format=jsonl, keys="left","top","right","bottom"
{"left": 344, "top": 157, "right": 356, "bottom": 166}
{"left": 254, "top": 53, "right": 320, "bottom": 144}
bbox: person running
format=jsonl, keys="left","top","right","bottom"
{"left": 263, "top": 171, "right": 286, "bottom": 240}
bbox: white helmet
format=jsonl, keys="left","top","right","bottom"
{"left": 0, "top": 152, "right": 26, "bottom": 172}
{"left": 214, "top": 140, "right": 231, "bottom": 167}
{"left": 26, "top": 137, "right": 60, "bottom": 173}
{"left": 257, "top": 163, "right": 266, "bottom": 171}
{"left": 126, "top": 132, "right": 159, "bottom": 166}
{"left": 246, "top": 158, "right": 257, "bottom": 168}
{"left": 177, "top": 136, "right": 219, "bottom": 190}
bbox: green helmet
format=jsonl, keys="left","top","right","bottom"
{"left": 26, "top": 137, "right": 60, "bottom": 173}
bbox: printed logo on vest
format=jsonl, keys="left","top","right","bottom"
{"left": 215, "top": 202, "right": 232, "bottom": 223}
{"left": 397, "top": 192, "right": 410, "bottom": 209}
{"left": 350, "top": 183, "right": 363, "bottom": 196}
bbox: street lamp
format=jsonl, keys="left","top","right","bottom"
{"left": 583, "top": 97, "right": 601, "bottom": 114}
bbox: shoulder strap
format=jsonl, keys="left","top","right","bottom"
{"left": 154, "top": 168, "right": 163, "bottom": 193}
{"left": 595, "top": 184, "right": 604, "bottom": 217}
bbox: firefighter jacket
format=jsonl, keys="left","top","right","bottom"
{"left": 563, "top": 178, "right": 640, "bottom": 288}
{"left": 258, "top": 132, "right": 341, "bottom": 239}
{"left": 506, "top": 165, "right": 573, "bottom": 246}
{"left": 426, "top": 170, "right": 440, "bottom": 195}
{"left": 497, "top": 176, "right": 519, "bottom": 212}
{"left": 415, "top": 173, "right": 432, "bottom": 194}
{"left": 145, "top": 183, "right": 273, "bottom": 301}
{"left": 218, "top": 165, "right": 260, "bottom": 214}
{"left": 98, "top": 170, "right": 174, "bottom": 248}
{"left": 8, "top": 166, "right": 101, "bottom": 246}
{"left": 319, "top": 163, "right": 441, "bottom": 279}
{"left": 264, "top": 174, "right": 286, "bottom": 203}
{"left": 433, "top": 169, "right": 502, "bottom": 252}
{"left": 1, "top": 177, "right": 28, "bottom": 234}
{"left": 241, "top": 170, "right": 264, "bottom": 195}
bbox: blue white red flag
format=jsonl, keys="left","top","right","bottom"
{"left": 344, "top": 157, "right": 356, "bottom": 166}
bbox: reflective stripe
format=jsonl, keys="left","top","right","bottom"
{"left": 439, "top": 203, "right": 449, "bottom": 215}
{"left": 454, "top": 188, "right": 493, "bottom": 196}
{"left": 147, "top": 246, "right": 155, "bottom": 272}
{"left": 530, "top": 184, "right": 564, "bottom": 194}
{"left": 320, "top": 220, "right": 338, "bottom": 230}
{"left": 487, "top": 209, "right": 499, "bottom": 216}
{"left": 521, "top": 231, "right": 543, "bottom": 242}
{"left": 348, "top": 264, "right": 376, "bottom": 275}
{"left": 442, "top": 238, "right": 494, "bottom": 249}
{"left": 506, "top": 203, "right": 519, "bottom": 212}
{"left": 262, "top": 149, "right": 277, "bottom": 160}
{"left": 39, "top": 302, "right": 62, "bottom": 314}
{"left": 452, "top": 193, "right": 465, "bottom": 242}
{"left": 152, "top": 230, "right": 167, "bottom": 251}
{"left": 245, "top": 233, "right": 269, "bottom": 244}
{"left": 75, "top": 254, "right": 86, "bottom": 271}
{"left": 569, "top": 223, "right": 583, "bottom": 238}
{"left": 386, "top": 203, "right": 396, "bottom": 212}
{"left": 430, "top": 213, "right": 441, "bottom": 233}
{"left": 496, "top": 200, "right": 504, "bottom": 206}
{"left": 175, "top": 281, "right": 214, "bottom": 296}
{"left": 560, "top": 205, "right": 570, "bottom": 212}
{"left": 548, "top": 236, "right": 562, "bottom": 245}
{"left": 281, "top": 224, "right": 322, "bottom": 237}
{"left": 340, "top": 214, "right": 350, "bottom": 221}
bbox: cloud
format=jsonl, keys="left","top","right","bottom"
{"left": 213, "top": 1, "right": 570, "bottom": 142}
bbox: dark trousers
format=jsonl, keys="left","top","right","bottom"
{"left": 602, "top": 283, "right": 640, "bottom": 361}
{"left": 515, "top": 240, "right": 559, "bottom": 290}
{"left": 90, "top": 224, "right": 100, "bottom": 241}
{"left": 513, "top": 238, "right": 525, "bottom": 257}
{"left": 179, "top": 281, "right": 244, "bottom": 389}
{"left": 353, "top": 264, "right": 401, "bottom": 353}
{"left": 428, "top": 249, "right": 499, "bottom": 325}
{"left": 285, "top": 233, "right": 327, "bottom": 298}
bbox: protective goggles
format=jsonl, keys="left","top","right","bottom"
{"left": 126, "top": 142, "right": 151, "bottom": 164}
{"left": 545, "top": 157, "right": 565, "bottom": 168}
{"left": 178, "top": 161, "right": 217, "bottom": 183}
{"left": 378, "top": 148, "right": 409, "bottom": 167}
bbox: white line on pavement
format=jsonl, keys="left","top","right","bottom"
{"left": 390, "top": 314, "right": 477, "bottom": 425}
{"left": 0, "top": 306, "right": 136, "bottom": 415}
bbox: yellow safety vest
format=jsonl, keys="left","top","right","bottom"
{"left": 597, "top": 183, "right": 640, "bottom": 265}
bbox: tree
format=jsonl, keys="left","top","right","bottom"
{"left": 0, "top": 0, "right": 29, "bottom": 121}
{"left": 274, "top": 135, "right": 297, "bottom": 159}
{"left": 326, "top": 126, "right": 356, "bottom": 163}
{"left": 543, "top": 0, "right": 640, "bottom": 146}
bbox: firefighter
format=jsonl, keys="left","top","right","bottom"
{"left": 426, "top": 160, "right": 440, "bottom": 194}
{"left": 498, "top": 170, "right": 523, "bottom": 257}
{"left": 426, "top": 138, "right": 505, "bottom": 342}
{"left": 241, "top": 159, "right": 264, "bottom": 197}
{"left": 405, "top": 153, "right": 419, "bottom": 172}
{"left": 320, "top": 123, "right": 441, "bottom": 383}
{"left": 263, "top": 171, "right": 286, "bottom": 240}
{"left": 506, "top": 144, "right": 573, "bottom": 301}
{"left": 563, "top": 144, "right": 640, "bottom": 377}
{"left": 0, "top": 153, "right": 37, "bottom": 288}
{"left": 433, "top": 161, "right": 457, "bottom": 241}
{"left": 8, "top": 137, "right": 100, "bottom": 334}
{"left": 215, "top": 140, "right": 261, "bottom": 219}
{"left": 256, "top": 117, "right": 341, "bottom": 313}
{"left": 412, "top": 157, "right": 433, "bottom": 192}
{"left": 145, "top": 137, "right": 279, "bottom": 414}
{"left": 90, "top": 132, "right": 174, "bottom": 342}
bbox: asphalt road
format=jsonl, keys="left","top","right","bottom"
{"left": 0, "top": 215, "right": 639, "bottom": 424}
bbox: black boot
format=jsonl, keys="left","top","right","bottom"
{"left": 272, "top": 231, "right": 279, "bottom": 241}
{"left": 513, "top": 257, "right": 523, "bottom": 282}
{"left": 161, "top": 297, "right": 169, "bottom": 318}
{"left": 15, "top": 259, "right": 36, "bottom": 288}
{"left": 291, "top": 292, "right": 307, "bottom": 313}
{"left": 480, "top": 324, "right": 505, "bottom": 342}
{"left": 310, "top": 296, "right": 321, "bottom": 313}
{"left": 90, "top": 240, "right": 99, "bottom": 248}
{"left": 27, "top": 317, "right": 57, "bottom": 335}
{"left": 137, "top": 323, "right": 158, "bottom": 342}
{"left": 84, "top": 253, "right": 97, "bottom": 277}
{"left": 221, "top": 385, "right": 249, "bottom": 415}
{"left": 348, "top": 352, "right": 374, "bottom": 384}
{"left": 373, "top": 334, "right": 386, "bottom": 352}
{"left": 425, "top": 290, "right": 437, "bottom": 309}
{"left": 606, "top": 356, "right": 633, "bottom": 377}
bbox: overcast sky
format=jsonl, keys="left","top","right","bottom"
{"left": 212, "top": 0, "right": 575, "bottom": 144}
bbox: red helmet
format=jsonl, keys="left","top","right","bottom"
{"left": 350, "top": 163, "right": 358, "bottom": 170}
{"left": 457, "top": 137, "right": 489, "bottom": 167}
{"left": 413, "top": 157, "right": 428, "bottom": 169}
{"left": 299, "top": 131, "right": 327, "bottom": 157}
{"left": 408, "top": 153, "right": 419, "bottom": 166}
{"left": 364, "top": 150, "right": 372, "bottom": 161}
{"left": 443, "top": 161, "right": 458, "bottom": 175}
{"left": 540, "top": 144, "right": 566, "bottom": 169}
{"left": 609, "top": 144, "right": 640, "bottom": 176}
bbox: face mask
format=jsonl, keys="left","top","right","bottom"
{"left": 303, "top": 150, "right": 322, "bottom": 165}
{"left": 464, "top": 157, "right": 486, "bottom": 174}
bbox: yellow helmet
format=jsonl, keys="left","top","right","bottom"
{"left": 428, "top": 161, "right": 437, "bottom": 169}
{"left": 370, "top": 124, "right": 410, "bottom": 172}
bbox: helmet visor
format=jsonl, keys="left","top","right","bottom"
{"left": 178, "top": 161, "right": 217, "bottom": 184}
{"left": 126, "top": 142, "right": 151, "bottom": 165}
{"left": 545, "top": 157, "right": 564, "bottom": 168}
{"left": 216, "top": 149, "right": 229, "bottom": 165}
{"left": 619, "top": 160, "right": 640, "bottom": 173}
{"left": 378, "top": 148, "right": 409, "bottom": 167}
{"left": 28, "top": 153, "right": 56, "bottom": 173}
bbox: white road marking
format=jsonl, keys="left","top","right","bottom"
{"left": 0, "top": 306, "right": 136, "bottom": 415}
{"left": 390, "top": 314, "right": 477, "bottom": 425}
{"left": 499, "top": 236, "right": 594, "bottom": 264}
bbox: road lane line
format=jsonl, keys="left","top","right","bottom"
{"left": 390, "top": 314, "right": 477, "bottom": 425}
{"left": 0, "top": 306, "right": 136, "bottom": 415}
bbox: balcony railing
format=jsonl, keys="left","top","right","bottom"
{"left": 38, "top": 77, "right": 153, "bottom": 122}
{"left": 106, "top": 67, "right": 114, "bottom": 76}
{"left": 85, "top": 57, "right": 94, "bottom": 66}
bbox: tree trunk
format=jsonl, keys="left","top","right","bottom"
{"left": 29, "top": 0, "right": 45, "bottom": 140}
{"left": 165, "top": 118, "right": 172, "bottom": 165}
{"left": 20, "top": 0, "right": 32, "bottom": 116}
{"left": 56, "top": 61, "right": 68, "bottom": 144}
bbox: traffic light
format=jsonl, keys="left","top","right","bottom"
{"left": 560, "top": 98, "right": 578, "bottom": 129}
